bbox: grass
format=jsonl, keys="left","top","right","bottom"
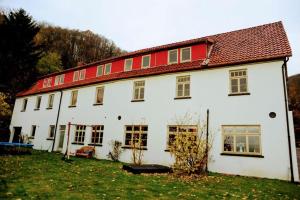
{"left": 0, "top": 151, "right": 299, "bottom": 199}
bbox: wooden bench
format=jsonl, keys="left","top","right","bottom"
{"left": 75, "top": 146, "right": 95, "bottom": 158}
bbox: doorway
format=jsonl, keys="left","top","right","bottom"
{"left": 12, "top": 127, "right": 22, "bottom": 143}
{"left": 57, "top": 125, "right": 66, "bottom": 152}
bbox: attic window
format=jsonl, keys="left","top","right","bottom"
{"left": 73, "top": 71, "right": 79, "bottom": 81}
{"left": 181, "top": 47, "right": 191, "bottom": 62}
{"left": 54, "top": 74, "right": 64, "bottom": 86}
{"left": 168, "top": 49, "right": 178, "bottom": 64}
{"left": 142, "top": 55, "right": 150, "bottom": 68}
{"left": 104, "top": 63, "right": 111, "bottom": 75}
{"left": 124, "top": 59, "right": 133, "bottom": 71}
{"left": 79, "top": 69, "right": 86, "bottom": 80}
{"left": 43, "top": 78, "right": 52, "bottom": 88}
{"left": 96, "top": 65, "right": 103, "bottom": 77}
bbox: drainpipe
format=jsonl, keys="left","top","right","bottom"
{"left": 281, "top": 58, "right": 294, "bottom": 183}
{"left": 205, "top": 109, "right": 209, "bottom": 173}
{"left": 51, "top": 90, "right": 63, "bottom": 152}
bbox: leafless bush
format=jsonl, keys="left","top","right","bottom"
{"left": 107, "top": 140, "right": 123, "bottom": 162}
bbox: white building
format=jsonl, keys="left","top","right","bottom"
{"left": 9, "top": 21, "right": 299, "bottom": 181}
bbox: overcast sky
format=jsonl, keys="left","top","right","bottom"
{"left": 1, "top": 0, "right": 299, "bottom": 75}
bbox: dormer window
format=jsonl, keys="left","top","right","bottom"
{"left": 79, "top": 69, "right": 86, "bottom": 80}
{"left": 54, "top": 74, "right": 64, "bottom": 86}
{"left": 43, "top": 78, "right": 52, "bottom": 88}
{"left": 73, "top": 71, "right": 79, "bottom": 81}
{"left": 96, "top": 65, "right": 104, "bottom": 77}
{"left": 181, "top": 47, "right": 191, "bottom": 62}
{"left": 104, "top": 63, "right": 111, "bottom": 75}
{"left": 168, "top": 49, "right": 178, "bottom": 64}
{"left": 142, "top": 55, "right": 150, "bottom": 68}
{"left": 124, "top": 59, "right": 133, "bottom": 71}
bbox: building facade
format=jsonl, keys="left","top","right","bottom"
{"left": 9, "top": 22, "right": 299, "bottom": 181}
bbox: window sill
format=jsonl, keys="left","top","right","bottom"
{"left": 88, "top": 143, "right": 103, "bottom": 147}
{"left": 121, "top": 146, "right": 148, "bottom": 150}
{"left": 20, "top": 110, "right": 26, "bottom": 112}
{"left": 93, "top": 103, "right": 103, "bottom": 106}
{"left": 46, "top": 138, "right": 54, "bottom": 141}
{"left": 174, "top": 96, "right": 191, "bottom": 100}
{"left": 46, "top": 107, "right": 53, "bottom": 110}
{"left": 71, "top": 142, "right": 84, "bottom": 145}
{"left": 164, "top": 149, "right": 170, "bottom": 152}
{"left": 220, "top": 153, "right": 264, "bottom": 158}
{"left": 228, "top": 92, "right": 250, "bottom": 96}
{"left": 29, "top": 136, "right": 34, "bottom": 139}
{"left": 34, "top": 108, "right": 40, "bottom": 111}
{"left": 68, "top": 105, "right": 77, "bottom": 108}
{"left": 131, "top": 99, "right": 144, "bottom": 102}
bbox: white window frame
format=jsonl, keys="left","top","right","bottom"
{"left": 54, "top": 75, "right": 64, "bottom": 86}
{"left": 70, "top": 90, "right": 78, "bottom": 107}
{"left": 21, "top": 98, "right": 28, "bottom": 112}
{"left": 168, "top": 49, "right": 178, "bottom": 64}
{"left": 142, "top": 55, "right": 151, "bottom": 68}
{"left": 35, "top": 96, "right": 42, "bottom": 110}
{"left": 43, "top": 78, "right": 52, "bottom": 88}
{"left": 132, "top": 80, "right": 145, "bottom": 101}
{"left": 124, "top": 125, "right": 148, "bottom": 148}
{"left": 167, "top": 125, "right": 198, "bottom": 149}
{"left": 96, "top": 65, "right": 104, "bottom": 77}
{"left": 222, "top": 125, "right": 262, "bottom": 156}
{"left": 73, "top": 71, "right": 79, "bottom": 81}
{"left": 47, "top": 94, "right": 54, "bottom": 109}
{"left": 90, "top": 125, "right": 104, "bottom": 145}
{"left": 176, "top": 75, "right": 191, "bottom": 98}
{"left": 124, "top": 58, "right": 133, "bottom": 71}
{"left": 180, "top": 47, "right": 191, "bottom": 63}
{"left": 79, "top": 69, "right": 86, "bottom": 80}
{"left": 94, "top": 86, "right": 104, "bottom": 105}
{"left": 48, "top": 125, "right": 55, "bottom": 138}
{"left": 104, "top": 63, "right": 112, "bottom": 75}
{"left": 229, "top": 69, "right": 248, "bottom": 94}
{"left": 74, "top": 125, "right": 86, "bottom": 143}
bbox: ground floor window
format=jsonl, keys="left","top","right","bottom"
{"left": 74, "top": 125, "right": 86, "bottom": 144}
{"left": 167, "top": 125, "right": 197, "bottom": 148}
{"left": 222, "top": 125, "right": 261, "bottom": 155}
{"left": 91, "top": 125, "right": 104, "bottom": 145}
{"left": 124, "top": 125, "right": 148, "bottom": 148}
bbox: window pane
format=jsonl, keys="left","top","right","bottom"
{"left": 224, "top": 135, "right": 234, "bottom": 152}
{"left": 125, "top": 59, "right": 132, "bottom": 71}
{"left": 97, "top": 65, "right": 103, "bottom": 76}
{"left": 105, "top": 64, "right": 111, "bottom": 74}
{"left": 181, "top": 48, "right": 191, "bottom": 61}
{"left": 236, "top": 136, "right": 246, "bottom": 153}
{"left": 240, "top": 78, "right": 247, "bottom": 92}
{"left": 177, "top": 84, "right": 183, "bottom": 97}
{"left": 248, "top": 136, "right": 260, "bottom": 153}
{"left": 139, "top": 88, "right": 144, "bottom": 99}
{"left": 169, "top": 126, "right": 177, "bottom": 132}
{"left": 184, "top": 84, "right": 190, "bottom": 96}
{"left": 134, "top": 88, "right": 139, "bottom": 100}
{"left": 142, "top": 55, "right": 150, "bottom": 68}
{"left": 169, "top": 50, "right": 178, "bottom": 63}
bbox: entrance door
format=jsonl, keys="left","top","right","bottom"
{"left": 12, "top": 127, "right": 22, "bottom": 143}
{"left": 57, "top": 125, "right": 66, "bottom": 152}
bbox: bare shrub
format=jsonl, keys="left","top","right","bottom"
{"left": 107, "top": 140, "right": 123, "bottom": 162}
{"left": 131, "top": 140, "right": 144, "bottom": 166}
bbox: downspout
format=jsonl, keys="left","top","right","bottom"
{"left": 281, "top": 58, "right": 294, "bottom": 183}
{"left": 205, "top": 109, "right": 209, "bottom": 173}
{"left": 51, "top": 90, "right": 63, "bottom": 152}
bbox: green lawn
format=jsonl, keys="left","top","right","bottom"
{"left": 0, "top": 151, "right": 299, "bottom": 199}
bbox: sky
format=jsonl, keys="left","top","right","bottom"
{"left": 1, "top": 0, "right": 299, "bottom": 75}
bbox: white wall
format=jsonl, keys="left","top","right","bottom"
{"left": 10, "top": 60, "right": 299, "bottom": 181}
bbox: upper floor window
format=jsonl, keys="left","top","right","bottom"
{"left": 133, "top": 81, "right": 145, "bottom": 101}
{"left": 95, "top": 86, "right": 104, "bottom": 105}
{"left": 47, "top": 94, "right": 54, "bottom": 109}
{"left": 124, "top": 59, "right": 133, "bottom": 71}
{"left": 70, "top": 90, "right": 78, "bottom": 107}
{"left": 124, "top": 125, "right": 148, "bottom": 148}
{"left": 54, "top": 74, "right": 64, "bottom": 86}
{"left": 96, "top": 65, "right": 104, "bottom": 77}
{"left": 73, "top": 71, "right": 79, "bottom": 81}
{"left": 222, "top": 125, "right": 261, "bottom": 155}
{"left": 21, "top": 98, "right": 28, "bottom": 112}
{"left": 48, "top": 125, "right": 55, "bottom": 139}
{"left": 168, "top": 49, "right": 178, "bottom": 64}
{"left": 229, "top": 69, "right": 248, "bottom": 94}
{"left": 90, "top": 125, "right": 104, "bottom": 145}
{"left": 35, "top": 96, "right": 42, "bottom": 110}
{"left": 176, "top": 75, "right": 190, "bottom": 98}
{"left": 31, "top": 125, "right": 36, "bottom": 138}
{"left": 142, "top": 55, "right": 151, "bottom": 68}
{"left": 79, "top": 69, "right": 86, "bottom": 80}
{"left": 43, "top": 78, "right": 52, "bottom": 88}
{"left": 167, "top": 125, "right": 197, "bottom": 149}
{"left": 74, "top": 125, "right": 86, "bottom": 144}
{"left": 180, "top": 47, "right": 191, "bottom": 62}
{"left": 104, "top": 63, "right": 112, "bottom": 75}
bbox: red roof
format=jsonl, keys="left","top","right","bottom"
{"left": 17, "top": 21, "right": 292, "bottom": 97}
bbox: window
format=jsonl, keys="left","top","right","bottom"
{"left": 96, "top": 65, "right": 104, "bottom": 77}
{"left": 104, "top": 63, "right": 112, "bottom": 75}
{"left": 95, "top": 86, "right": 104, "bottom": 105}
{"left": 73, "top": 71, "right": 79, "bottom": 81}
{"left": 167, "top": 125, "right": 197, "bottom": 148}
{"left": 48, "top": 125, "right": 55, "bottom": 138}
{"left": 124, "top": 58, "right": 133, "bottom": 71}
{"left": 133, "top": 81, "right": 145, "bottom": 101}
{"left": 31, "top": 125, "right": 36, "bottom": 138}
{"left": 47, "top": 94, "right": 54, "bottom": 109}
{"left": 176, "top": 75, "right": 190, "bottom": 98}
{"left": 90, "top": 125, "right": 104, "bottom": 145}
{"left": 55, "top": 75, "right": 64, "bottom": 86}
{"left": 35, "top": 96, "right": 42, "bottom": 110}
{"left": 168, "top": 49, "right": 178, "bottom": 64}
{"left": 142, "top": 55, "right": 151, "bottom": 68}
{"left": 21, "top": 98, "right": 28, "bottom": 112}
{"left": 181, "top": 47, "right": 191, "bottom": 62}
{"left": 222, "top": 125, "right": 261, "bottom": 155}
{"left": 70, "top": 90, "right": 78, "bottom": 107}
{"left": 229, "top": 69, "right": 248, "bottom": 94}
{"left": 124, "top": 125, "right": 148, "bottom": 148}
{"left": 79, "top": 69, "right": 86, "bottom": 80}
{"left": 74, "top": 125, "right": 86, "bottom": 143}
{"left": 43, "top": 78, "right": 52, "bottom": 88}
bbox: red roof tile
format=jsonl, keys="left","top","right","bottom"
{"left": 17, "top": 21, "right": 292, "bottom": 97}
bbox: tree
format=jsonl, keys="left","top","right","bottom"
{"left": 0, "top": 9, "right": 42, "bottom": 104}
{"left": 36, "top": 52, "right": 63, "bottom": 75}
